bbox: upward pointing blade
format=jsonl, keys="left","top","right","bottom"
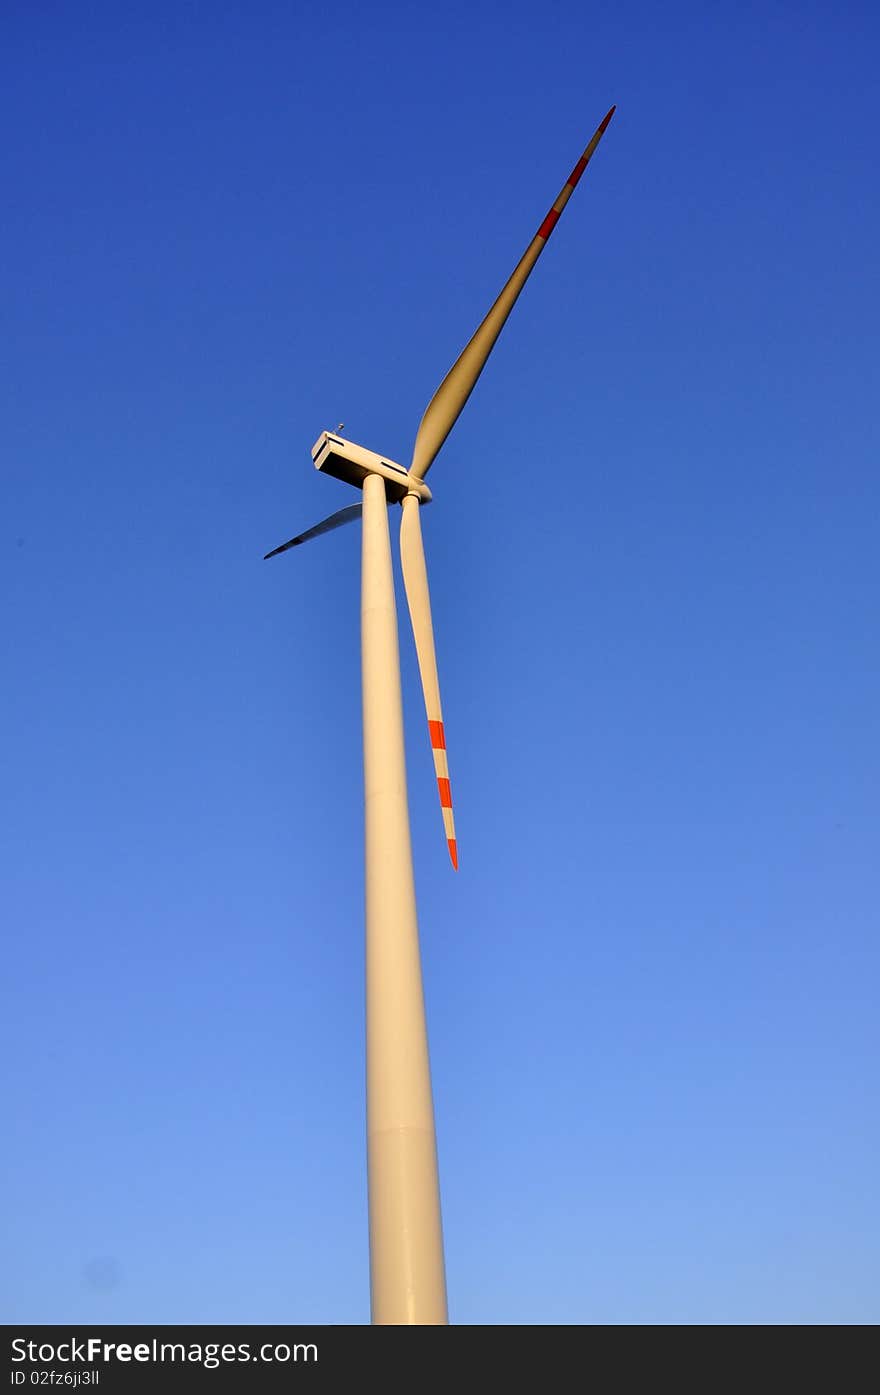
{"left": 399, "top": 494, "right": 458, "bottom": 869}
{"left": 410, "top": 105, "right": 615, "bottom": 481}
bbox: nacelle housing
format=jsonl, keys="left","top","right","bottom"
{"left": 311, "top": 433, "right": 432, "bottom": 504}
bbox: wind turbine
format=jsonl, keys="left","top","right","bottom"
{"left": 266, "top": 105, "right": 615, "bottom": 1325}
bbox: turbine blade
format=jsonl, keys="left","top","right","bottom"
{"left": 399, "top": 494, "right": 458, "bottom": 869}
{"left": 263, "top": 503, "right": 362, "bottom": 559}
{"left": 410, "top": 105, "right": 615, "bottom": 480}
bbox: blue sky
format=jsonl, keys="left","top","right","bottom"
{"left": 3, "top": 0, "right": 878, "bottom": 1324}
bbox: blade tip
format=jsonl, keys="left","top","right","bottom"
{"left": 448, "top": 839, "right": 458, "bottom": 870}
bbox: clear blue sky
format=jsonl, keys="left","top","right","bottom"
{"left": 3, "top": 0, "right": 877, "bottom": 1324}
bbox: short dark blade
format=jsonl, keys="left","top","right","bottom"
{"left": 263, "top": 503, "right": 362, "bottom": 559}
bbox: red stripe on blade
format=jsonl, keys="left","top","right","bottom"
{"left": 428, "top": 719, "right": 446, "bottom": 750}
{"left": 537, "top": 207, "right": 560, "bottom": 240}
{"left": 567, "top": 154, "right": 588, "bottom": 187}
{"left": 447, "top": 838, "right": 458, "bottom": 870}
{"left": 437, "top": 778, "right": 452, "bottom": 808}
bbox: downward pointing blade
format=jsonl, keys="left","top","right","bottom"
{"left": 410, "top": 105, "right": 615, "bottom": 481}
{"left": 399, "top": 494, "right": 458, "bottom": 870}
{"left": 263, "top": 503, "right": 362, "bottom": 558}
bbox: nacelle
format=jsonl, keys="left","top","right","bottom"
{"left": 311, "top": 433, "right": 432, "bottom": 504}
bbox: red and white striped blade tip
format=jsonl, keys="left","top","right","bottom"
{"left": 429, "top": 718, "right": 458, "bottom": 871}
